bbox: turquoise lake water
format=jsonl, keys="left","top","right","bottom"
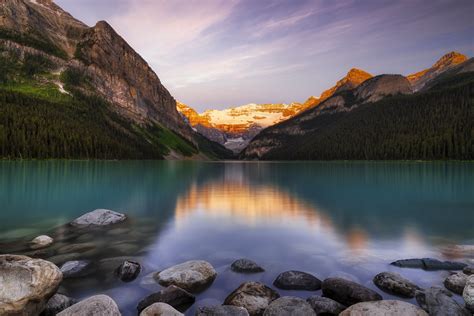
{"left": 0, "top": 161, "right": 473, "bottom": 314}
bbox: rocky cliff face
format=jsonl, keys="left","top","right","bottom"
{"left": 408, "top": 52, "right": 467, "bottom": 91}
{"left": 354, "top": 75, "right": 412, "bottom": 103}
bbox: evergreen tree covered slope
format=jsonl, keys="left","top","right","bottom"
{"left": 241, "top": 71, "right": 474, "bottom": 160}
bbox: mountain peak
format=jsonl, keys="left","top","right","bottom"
{"left": 318, "top": 68, "right": 372, "bottom": 102}
{"left": 433, "top": 51, "right": 467, "bottom": 68}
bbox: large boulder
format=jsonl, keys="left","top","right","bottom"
{"left": 30, "top": 235, "right": 54, "bottom": 249}
{"left": 391, "top": 258, "right": 467, "bottom": 270}
{"left": 224, "top": 282, "right": 280, "bottom": 316}
{"left": 70, "top": 209, "right": 127, "bottom": 228}
{"left": 273, "top": 271, "right": 321, "bottom": 291}
{"left": 321, "top": 277, "right": 382, "bottom": 306}
{"left": 139, "top": 302, "right": 183, "bottom": 316}
{"left": 263, "top": 296, "right": 316, "bottom": 316}
{"left": 196, "top": 305, "right": 249, "bottom": 316}
{"left": 231, "top": 259, "right": 264, "bottom": 273}
{"left": 464, "top": 275, "right": 474, "bottom": 312}
{"left": 340, "top": 300, "right": 428, "bottom": 316}
{"left": 306, "top": 296, "right": 346, "bottom": 315}
{"left": 373, "top": 271, "right": 421, "bottom": 298}
{"left": 0, "top": 255, "right": 62, "bottom": 315}
{"left": 444, "top": 272, "right": 468, "bottom": 295}
{"left": 60, "top": 260, "right": 93, "bottom": 278}
{"left": 42, "top": 294, "right": 77, "bottom": 316}
{"left": 57, "top": 295, "right": 120, "bottom": 316}
{"left": 415, "top": 287, "right": 470, "bottom": 316}
{"left": 137, "top": 285, "right": 195, "bottom": 313}
{"left": 155, "top": 260, "right": 216, "bottom": 292}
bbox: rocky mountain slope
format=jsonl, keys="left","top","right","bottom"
{"left": 0, "top": 0, "right": 232, "bottom": 159}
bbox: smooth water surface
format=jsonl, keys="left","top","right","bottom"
{"left": 1, "top": 161, "right": 473, "bottom": 314}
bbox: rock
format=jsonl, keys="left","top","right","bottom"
{"left": 140, "top": 302, "right": 183, "bottom": 316}
{"left": 321, "top": 277, "right": 382, "bottom": 306}
{"left": 116, "top": 260, "right": 141, "bottom": 282}
{"left": 340, "top": 300, "right": 428, "bottom": 316}
{"left": 60, "top": 260, "right": 93, "bottom": 278}
{"left": 415, "top": 287, "right": 470, "bottom": 316}
{"left": 373, "top": 271, "right": 421, "bottom": 298}
{"left": 463, "top": 265, "right": 474, "bottom": 275}
{"left": 444, "top": 272, "right": 468, "bottom": 295}
{"left": 57, "top": 295, "right": 120, "bottom": 316}
{"left": 463, "top": 275, "right": 474, "bottom": 312}
{"left": 306, "top": 296, "right": 346, "bottom": 315}
{"left": 224, "top": 282, "right": 280, "bottom": 316}
{"left": 155, "top": 260, "right": 217, "bottom": 292}
{"left": 0, "top": 255, "right": 62, "bottom": 315}
{"left": 31, "top": 235, "right": 54, "bottom": 249}
{"left": 47, "top": 252, "right": 83, "bottom": 266}
{"left": 273, "top": 270, "right": 321, "bottom": 291}
{"left": 263, "top": 296, "right": 316, "bottom": 316}
{"left": 42, "top": 294, "right": 77, "bottom": 316}
{"left": 57, "top": 242, "right": 96, "bottom": 254}
{"left": 231, "top": 259, "right": 264, "bottom": 273}
{"left": 196, "top": 305, "right": 249, "bottom": 316}
{"left": 70, "top": 209, "right": 127, "bottom": 228}
{"left": 391, "top": 258, "right": 467, "bottom": 270}
{"left": 137, "top": 285, "right": 195, "bottom": 313}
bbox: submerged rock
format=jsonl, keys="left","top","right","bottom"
{"left": 391, "top": 258, "right": 467, "bottom": 270}
{"left": 415, "top": 287, "right": 470, "bottom": 316}
{"left": 263, "top": 296, "right": 316, "bottom": 316}
{"left": 321, "top": 277, "right": 382, "bottom": 306}
{"left": 464, "top": 275, "right": 474, "bottom": 312}
{"left": 340, "top": 300, "right": 428, "bottom": 316}
{"left": 155, "top": 260, "right": 217, "bottom": 292}
{"left": 57, "top": 295, "right": 120, "bottom": 316}
{"left": 273, "top": 270, "right": 321, "bottom": 291}
{"left": 57, "top": 242, "right": 96, "bottom": 254}
{"left": 463, "top": 265, "right": 474, "bottom": 275}
{"left": 42, "top": 294, "right": 77, "bottom": 316}
{"left": 444, "top": 272, "right": 468, "bottom": 295}
{"left": 140, "top": 302, "right": 183, "bottom": 316}
{"left": 60, "top": 260, "right": 93, "bottom": 278}
{"left": 116, "top": 260, "right": 141, "bottom": 282}
{"left": 224, "top": 282, "right": 280, "bottom": 316}
{"left": 306, "top": 296, "right": 346, "bottom": 315}
{"left": 137, "top": 285, "right": 195, "bottom": 313}
{"left": 0, "top": 255, "right": 62, "bottom": 315}
{"left": 47, "top": 252, "right": 83, "bottom": 266}
{"left": 196, "top": 305, "right": 249, "bottom": 316}
{"left": 231, "top": 259, "right": 265, "bottom": 273}
{"left": 31, "top": 235, "right": 54, "bottom": 249}
{"left": 373, "top": 271, "right": 421, "bottom": 298}
{"left": 70, "top": 209, "right": 127, "bottom": 228}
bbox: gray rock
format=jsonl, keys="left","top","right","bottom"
{"left": 273, "top": 270, "right": 321, "bottom": 291}
{"left": 391, "top": 258, "right": 467, "bottom": 270}
{"left": 263, "top": 296, "right": 316, "bottom": 316}
{"left": 0, "top": 255, "right": 62, "bottom": 315}
{"left": 415, "top": 287, "right": 470, "bottom": 316}
{"left": 57, "top": 295, "right": 121, "bottom": 316}
{"left": 140, "top": 302, "right": 183, "bottom": 316}
{"left": 70, "top": 209, "right": 127, "bottom": 228}
{"left": 60, "top": 260, "right": 93, "bottom": 278}
{"left": 30, "top": 235, "right": 54, "bottom": 249}
{"left": 444, "top": 272, "right": 468, "bottom": 295}
{"left": 231, "top": 259, "right": 264, "bottom": 273}
{"left": 463, "top": 265, "right": 474, "bottom": 275}
{"left": 340, "top": 300, "right": 428, "bottom": 316}
{"left": 155, "top": 260, "right": 217, "bottom": 292}
{"left": 47, "top": 252, "right": 83, "bottom": 266}
{"left": 224, "top": 282, "right": 280, "bottom": 316}
{"left": 373, "top": 271, "right": 421, "bottom": 298}
{"left": 42, "top": 294, "right": 77, "bottom": 316}
{"left": 116, "top": 260, "right": 141, "bottom": 282}
{"left": 321, "top": 277, "right": 382, "bottom": 306}
{"left": 463, "top": 275, "right": 474, "bottom": 312}
{"left": 137, "top": 285, "right": 195, "bottom": 313}
{"left": 196, "top": 305, "right": 249, "bottom": 316}
{"left": 306, "top": 296, "right": 346, "bottom": 315}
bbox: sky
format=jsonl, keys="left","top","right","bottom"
{"left": 56, "top": 0, "right": 474, "bottom": 111}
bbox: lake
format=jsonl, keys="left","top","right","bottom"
{"left": 1, "top": 161, "right": 473, "bottom": 315}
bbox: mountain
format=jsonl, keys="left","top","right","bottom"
{"left": 0, "top": 0, "right": 232, "bottom": 159}
{"left": 408, "top": 51, "right": 468, "bottom": 91}
{"left": 241, "top": 62, "right": 473, "bottom": 160}
{"left": 177, "top": 68, "right": 372, "bottom": 152}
